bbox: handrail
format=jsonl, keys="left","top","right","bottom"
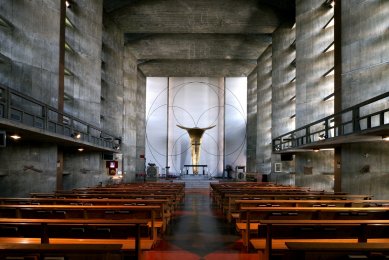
{"left": 0, "top": 84, "right": 120, "bottom": 150}
{"left": 272, "top": 92, "right": 389, "bottom": 152}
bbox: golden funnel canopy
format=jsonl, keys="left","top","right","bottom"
{"left": 177, "top": 125, "right": 215, "bottom": 174}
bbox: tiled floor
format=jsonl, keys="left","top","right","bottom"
{"left": 144, "top": 189, "right": 257, "bottom": 260}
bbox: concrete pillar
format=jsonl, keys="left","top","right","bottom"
{"left": 64, "top": 0, "right": 103, "bottom": 124}
{"left": 294, "top": 0, "right": 335, "bottom": 190}
{"left": 136, "top": 70, "right": 146, "bottom": 177}
{"left": 340, "top": 0, "right": 389, "bottom": 198}
{"left": 246, "top": 69, "right": 257, "bottom": 172}
{"left": 271, "top": 23, "right": 296, "bottom": 185}
{"left": 256, "top": 46, "right": 272, "bottom": 179}
{"left": 122, "top": 48, "right": 139, "bottom": 182}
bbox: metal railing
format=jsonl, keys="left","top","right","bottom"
{"left": 0, "top": 84, "right": 119, "bottom": 150}
{"left": 273, "top": 92, "right": 389, "bottom": 152}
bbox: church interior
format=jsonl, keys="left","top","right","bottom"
{"left": 0, "top": 0, "right": 388, "bottom": 259}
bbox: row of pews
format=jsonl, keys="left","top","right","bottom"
{"left": 210, "top": 182, "right": 389, "bottom": 260}
{"left": 0, "top": 182, "right": 185, "bottom": 260}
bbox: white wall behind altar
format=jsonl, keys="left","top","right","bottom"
{"left": 145, "top": 77, "right": 246, "bottom": 177}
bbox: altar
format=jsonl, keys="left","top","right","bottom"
{"left": 184, "top": 164, "right": 208, "bottom": 175}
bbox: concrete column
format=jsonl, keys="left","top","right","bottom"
{"left": 270, "top": 22, "right": 296, "bottom": 185}
{"left": 340, "top": 0, "right": 389, "bottom": 199}
{"left": 122, "top": 48, "right": 139, "bottom": 182}
{"left": 246, "top": 69, "right": 257, "bottom": 172}
{"left": 64, "top": 0, "right": 103, "bottom": 124}
{"left": 256, "top": 46, "right": 272, "bottom": 179}
{"left": 136, "top": 70, "right": 146, "bottom": 176}
{"left": 294, "top": 0, "right": 335, "bottom": 190}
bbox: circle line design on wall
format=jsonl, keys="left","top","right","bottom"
{"left": 145, "top": 79, "right": 247, "bottom": 176}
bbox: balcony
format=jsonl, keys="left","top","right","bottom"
{"left": 0, "top": 84, "right": 119, "bottom": 152}
{"left": 273, "top": 92, "right": 389, "bottom": 153}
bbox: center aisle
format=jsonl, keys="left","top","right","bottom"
{"left": 144, "top": 188, "right": 257, "bottom": 260}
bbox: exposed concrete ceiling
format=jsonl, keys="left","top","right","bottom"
{"left": 104, "top": 0, "right": 295, "bottom": 77}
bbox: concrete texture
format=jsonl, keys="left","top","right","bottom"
{"left": 0, "top": 0, "right": 60, "bottom": 106}
{"left": 255, "top": 46, "right": 272, "bottom": 176}
{"left": 246, "top": 70, "right": 257, "bottom": 172}
{"left": 0, "top": 0, "right": 388, "bottom": 199}
{"left": 0, "top": 0, "right": 60, "bottom": 196}
{"left": 122, "top": 47, "right": 140, "bottom": 183}
{"left": 136, "top": 71, "right": 146, "bottom": 176}
{"left": 340, "top": 0, "right": 389, "bottom": 199}
{"left": 0, "top": 143, "right": 57, "bottom": 197}
{"left": 271, "top": 23, "right": 296, "bottom": 138}
{"left": 104, "top": 0, "right": 288, "bottom": 77}
{"left": 341, "top": 142, "right": 389, "bottom": 200}
{"left": 64, "top": 0, "right": 103, "bottom": 124}
{"left": 293, "top": 0, "right": 334, "bottom": 190}
{"left": 101, "top": 14, "right": 124, "bottom": 137}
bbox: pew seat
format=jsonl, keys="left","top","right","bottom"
{"left": 0, "top": 237, "right": 154, "bottom": 251}
{"left": 249, "top": 220, "right": 389, "bottom": 260}
{"left": 285, "top": 242, "right": 389, "bottom": 260}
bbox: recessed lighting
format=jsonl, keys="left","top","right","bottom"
{"left": 78, "top": 148, "right": 84, "bottom": 152}
{"left": 10, "top": 134, "right": 21, "bottom": 140}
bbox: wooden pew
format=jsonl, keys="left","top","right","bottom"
{"left": 232, "top": 199, "right": 389, "bottom": 223}
{"left": 239, "top": 206, "right": 389, "bottom": 248}
{"left": 0, "top": 243, "right": 124, "bottom": 260}
{"left": 0, "top": 218, "right": 151, "bottom": 260}
{"left": 223, "top": 194, "right": 373, "bottom": 222}
{"left": 0, "top": 205, "right": 161, "bottom": 242}
{"left": 286, "top": 242, "right": 389, "bottom": 260}
{"left": 250, "top": 219, "right": 389, "bottom": 260}
{"left": 0, "top": 197, "right": 173, "bottom": 232}
{"left": 30, "top": 193, "right": 182, "bottom": 210}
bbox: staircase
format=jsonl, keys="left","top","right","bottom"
{"left": 173, "top": 174, "right": 219, "bottom": 189}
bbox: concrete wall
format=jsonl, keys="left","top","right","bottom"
{"left": 246, "top": 70, "right": 257, "bottom": 172}
{"left": 136, "top": 71, "right": 146, "bottom": 176}
{"left": 0, "top": 143, "right": 57, "bottom": 197}
{"left": 340, "top": 0, "right": 389, "bottom": 199}
{"left": 122, "top": 48, "right": 140, "bottom": 182}
{"left": 270, "top": 23, "right": 296, "bottom": 184}
{"left": 271, "top": 23, "right": 296, "bottom": 138}
{"left": 0, "top": 1, "right": 60, "bottom": 196}
{"left": 293, "top": 0, "right": 334, "bottom": 190}
{"left": 0, "top": 0, "right": 146, "bottom": 194}
{"left": 101, "top": 14, "right": 124, "bottom": 138}
{"left": 62, "top": 0, "right": 106, "bottom": 189}
{"left": 64, "top": 0, "right": 103, "bottom": 125}
{"left": 256, "top": 46, "right": 272, "bottom": 177}
{"left": 0, "top": 0, "right": 60, "bottom": 106}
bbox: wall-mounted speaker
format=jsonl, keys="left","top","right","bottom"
{"left": 0, "top": 131, "right": 5, "bottom": 147}
{"left": 102, "top": 152, "right": 114, "bottom": 160}
{"left": 281, "top": 153, "right": 293, "bottom": 161}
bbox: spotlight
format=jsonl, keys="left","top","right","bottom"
{"left": 10, "top": 134, "right": 21, "bottom": 140}
{"left": 65, "top": 0, "right": 71, "bottom": 8}
{"left": 71, "top": 132, "right": 81, "bottom": 139}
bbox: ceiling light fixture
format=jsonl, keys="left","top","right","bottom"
{"left": 65, "top": 0, "right": 71, "bottom": 8}
{"left": 78, "top": 148, "right": 84, "bottom": 152}
{"left": 10, "top": 134, "right": 21, "bottom": 140}
{"left": 313, "top": 149, "right": 320, "bottom": 152}
{"left": 383, "top": 135, "right": 389, "bottom": 141}
{"left": 71, "top": 132, "right": 81, "bottom": 139}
